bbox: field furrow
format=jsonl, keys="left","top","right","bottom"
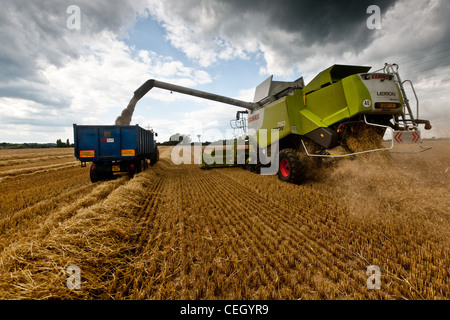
{"left": 192, "top": 169, "right": 366, "bottom": 299}
{"left": 0, "top": 142, "right": 448, "bottom": 300}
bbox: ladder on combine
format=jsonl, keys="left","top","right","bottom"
{"left": 230, "top": 110, "right": 248, "bottom": 138}
{"left": 382, "top": 63, "right": 432, "bottom": 131}
{"left": 381, "top": 63, "right": 432, "bottom": 152}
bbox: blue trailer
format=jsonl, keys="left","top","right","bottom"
{"left": 73, "top": 124, "right": 159, "bottom": 182}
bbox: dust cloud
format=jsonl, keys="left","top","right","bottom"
{"left": 319, "top": 128, "right": 449, "bottom": 233}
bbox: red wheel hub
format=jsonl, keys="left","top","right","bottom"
{"left": 280, "top": 159, "right": 290, "bottom": 177}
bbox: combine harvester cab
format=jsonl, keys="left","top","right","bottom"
{"left": 73, "top": 124, "right": 159, "bottom": 183}
{"left": 123, "top": 62, "right": 432, "bottom": 184}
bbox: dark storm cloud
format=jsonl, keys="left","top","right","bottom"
{"left": 149, "top": 0, "right": 408, "bottom": 75}
{"left": 0, "top": 1, "right": 76, "bottom": 81}
{"left": 0, "top": 0, "right": 143, "bottom": 106}
{"left": 219, "top": 0, "right": 397, "bottom": 48}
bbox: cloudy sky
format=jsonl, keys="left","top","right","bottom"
{"left": 0, "top": 0, "right": 449, "bottom": 143}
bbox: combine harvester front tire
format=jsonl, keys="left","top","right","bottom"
{"left": 277, "top": 148, "right": 305, "bottom": 184}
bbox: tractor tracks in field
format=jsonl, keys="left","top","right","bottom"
{"left": 191, "top": 168, "right": 365, "bottom": 298}
{"left": 55, "top": 154, "right": 446, "bottom": 299}
{"left": 133, "top": 175, "right": 165, "bottom": 253}
{"left": 107, "top": 166, "right": 176, "bottom": 298}
{"left": 105, "top": 162, "right": 371, "bottom": 298}
{"left": 214, "top": 168, "right": 447, "bottom": 299}
{"left": 202, "top": 168, "right": 394, "bottom": 298}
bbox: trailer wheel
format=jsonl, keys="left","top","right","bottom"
{"left": 90, "top": 163, "right": 100, "bottom": 183}
{"left": 277, "top": 148, "right": 304, "bottom": 184}
{"left": 139, "top": 159, "right": 146, "bottom": 172}
{"left": 150, "top": 147, "right": 159, "bottom": 166}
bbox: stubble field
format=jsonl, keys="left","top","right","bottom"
{"left": 0, "top": 140, "right": 448, "bottom": 300}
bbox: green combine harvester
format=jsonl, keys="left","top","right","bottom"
{"left": 128, "top": 63, "right": 432, "bottom": 184}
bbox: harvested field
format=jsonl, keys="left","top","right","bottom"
{"left": 0, "top": 140, "right": 448, "bottom": 300}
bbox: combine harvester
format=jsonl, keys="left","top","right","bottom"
{"left": 106, "top": 63, "right": 433, "bottom": 184}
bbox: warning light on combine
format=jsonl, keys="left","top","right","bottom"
{"left": 375, "top": 102, "right": 400, "bottom": 109}
{"left": 337, "top": 124, "right": 345, "bottom": 134}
